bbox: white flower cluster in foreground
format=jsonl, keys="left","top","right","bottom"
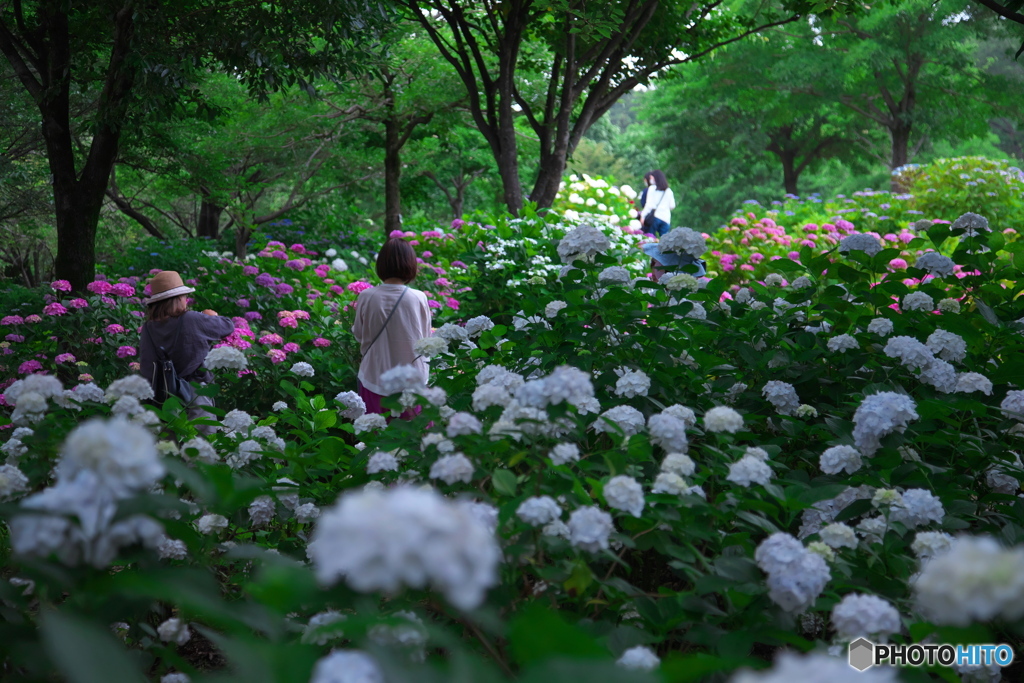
{"left": 838, "top": 233, "right": 882, "bottom": 257}
{"left": 310, "top": 650, "right": 383, "bottom": 683}
{"left": 616, "top": 646, "right": 660, "bottom": 671}
{"left": 308, "top": 487, "right": 500, "bottom": 610}
{"left": 915, "top": 250, "right": 955, "bottom": 277}
{"left": 819, "top": 445, "right": 862, "bottom": 475}
{"left": 603, "top": 475, "right": 645, "bottom": 517}
{"left": 658, "top": 227, "right": 707, "bottom": 259}
{"left": 730, "top": 651, "right": 898, "bottom": 682}
{"left": 914, "top": 535, "right": 1024, "bottom": 626}
{"left": 556, "top": 224, "right": 611, "bottom": 263}
{"left": 755, "top": 533, "right": 830, "bottom": 613}
{"left": 335, "top": 391, "right": 367, "bottom": 420}
{"left": 762, "top": 381, "right": 799, "bottom": 416}
{"left": 9, "top": 418, "right": 165, "bottom": 567}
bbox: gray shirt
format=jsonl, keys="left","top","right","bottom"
{"left": 139, "top": 311, "right": 235, "bottom": 385}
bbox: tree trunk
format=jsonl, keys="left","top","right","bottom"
{"left": 384, "top": 116, "right": 402, "bottom": 235}
{"left": 235, "top": 226, "right": 251, "bottom": 258}
{"left": 197, "top": 197, "right": 224, "bottom": 239}
{"left": 530, "top": 153, "right": 566, "bottom": 209}
{"left": 781, "top": 150, "right": 800, "bottom": 195}
{"left": 889, "top": 123, "right": 912, "bottom": 190}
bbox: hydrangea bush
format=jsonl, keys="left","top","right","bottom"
{"left": 1, "top": 201, "right": 1024, "bottom": 682}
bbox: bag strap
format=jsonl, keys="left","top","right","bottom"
{"left": 365, "top": 286, "right": 409, "bottom": 353}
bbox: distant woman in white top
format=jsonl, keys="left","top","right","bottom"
{"left": 638, "top": 170, "right": 675, "bottom": 237}
{"left": 352, "top": 238, "right": 432, "bottom": 416}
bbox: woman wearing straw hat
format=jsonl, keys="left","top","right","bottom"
{"left": 138, "top": 271, "right": 235, "bottom": 432}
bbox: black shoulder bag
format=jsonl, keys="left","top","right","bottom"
{"left": 142, "top": 317, "right": 197, "bottom": 406}
{"left": 642, "top": 190, "right": 666, "bottom": 231}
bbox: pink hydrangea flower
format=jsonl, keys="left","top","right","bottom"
{"left": 259, "top": 333, "right": 283, "bottom": 345}
{"left": 268, "top": 348, "right": 287, "bottom": 364}
{"left": 6, "top": 334, "right": 24, "bottom": 343}
{"left": 329, "top": 285, "right": 344, "bottom": 295}
{"left": 68, "top": 298, "right": 88, "bottom": 309}
{"left": 56, "top": 353, "right": 76, "bottom": 363}
{"left": 279, "top": 316, "right": 297, "bottom": 329}
{"left": 740, "top": 264, "right": 755, "bottom": 271}
{"left": 111, "top": 283, "right": 135, "bottom": 297}
{"left": 116, "top": 345, "right": 137, "bottom": 358}
{"left": 313, "top": 337, "right": 331, "bottom": 347}
{"left": 347, "top": 281, "right": 373, "bottom": 294}
{"left": 105, "top": 324, "right": 126, "bottom": 334}
{"left": 289, "top": 243, "right": 306, "bottom": 254}
{"left": 1, "top": 315, "right": 24, "bottom": 325}
{"left": 889, "top": 258, "right": 908, "bottom": 270}
{"left": 314, "top": 265, "right": 330, "bottom": 278}
{"left": 267, "top": 240, "right": 285, "bottom": 249}
{"left": 243, "top": 266, "right": 259, "bottom": 276}
{"left": 87, "top": 280, "right": 113, "bottom": 295}
{"left": 43, "top": 302, "right": 68, "bottom": 316}
{"left": 451, "top": 261, "right": 467, "bottom": 269}
{"left": 291, "top": 310, "right": 310, "bottom": 320}
{"left": 282, "top": 342, "right": 300, "bottom": 353}
{"left": 78, "top": 373, "right": 94, "bottom": 382}
{"left": 18, "top": 360, "right": 42, "bottom": 374}
{"left": 271, "top": 250, "right": 287, "bottom": 260}
{"left": 285, "top": 259, "right": 306, "bottom": 271}
{"left": 128, "top": 362, "right": 140, "bottom": 371}
{"left": 51, "top": 279, "right": 72, "bottom": 292}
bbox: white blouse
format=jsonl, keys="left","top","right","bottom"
{"left": 351, "top": 284, "right": 432, "bottom": 395}
{"left": 640, "top": 187, "right": 676, "bottom": 225}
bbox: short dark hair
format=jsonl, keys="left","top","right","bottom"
{"left": 647, "top": 169, "right": 668, "bottom": 192}
{"left": 375, "top": 238, "right": 419, "bottom": 283}
{"left": 147, "top": 294, "right": 188, "bottom": 321}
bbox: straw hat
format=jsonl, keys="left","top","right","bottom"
{"left": 143, "top": 271, "right": 195, "bottom": 305}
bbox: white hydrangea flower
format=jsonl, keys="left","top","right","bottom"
{"left": 309, "top": 650, "right": 383, "bottom": 683}
{"left": 661, "top": 404, "right": 696, "bottom": 428}
{"left": 651, "top": 472, "right": 687, "bottom": 495}
{"left": 104, "top": 375, "right": 154, "bottom": 402}
{"left": 616, "top": 645, "right": 660, "bottom": 671}
{"left": 272, "top": 401, "right": 287, "bottom": 411}
{"left": 476, "top": 365, "right": 525, "bottom": 391}
{"left": 368, "top": 610, "right": 428, "bottom": 656}
{"left": 204, "top": 346, "right": 247, "bottom": 370}
{"left": 764, "top": 273, "right": 785, "bottom": 287}
{"left": 883, "top": 335, "right": 934, "bottom": 370}
{"left": 730, "top": 651, "right": 898, "bottom": 682}
{"left": 838, "top": 233, "right": 882, "bottom": 256}
{"left": 819, "top": 523, "right": 858, "bottom": 549}
{"left": 434, "top": 323, "right": 469, "bottom": 342}
{"left": 56, "top": 417, "right": 164, "bottom": 494}
{"left": 158, "top": 536, "right": 188, "bottom": 560}
{"left": 161, "top": 673, "right": 189, "bottom": 683}
{"left": 661, "top": 452, "right": 695, "bottom": 476}
{"left": 820, "top": 445, "right": 862, "bottom": 475}
{"left": 911, "top": 531, "right": 954, "bottom": 560}
{"left": 1, "top": 438, "right": 27, "bottom": 459}
{"left": 857, "top": 516, "right": 889, "bottom": 544}
{"left": 604, "top": 475, "right": 645, "bottom": 517}
{"left": 866, "top": 318, "right": 894, "bottom": 336}
{"left": 914, "top": 535, "right": 1024, "bottom": 626}
{"left": 956, "top": 372, "right": 993, "bottom": 395}
{"left": 0, "top": 464, "right": 29, "bottom": 500}
{"left": 734, "top": 288, "right": 753, "bottom": 303}
{"left": 557, "top": 224, "right": 611, "bottom": 263}
{"left": 902, "top": 291, "right": 935, "bottom": 312}
{"left": 592, "top": 405, "right": 646, "bottom": 436}
{"left": 379, "top": 364, "right": 425, "bottom": 395}
{"left": 890, "top": 488, "right": 944, "bottom": 528}
{"left": 429, "top": 453, "right": 475, "bottom": 485}
{"left": 664, "top": 273, "right": 698, "bottom": 292}
{"left": 181, "top": 436, "right": 219, "bottom": 464}
{"left": 920, "top": 358, "right": 957, "bottom": 393}
{"left": 157, "top": 618, "right": 191, "bottom": 646}
{"left": 464, "top": 316, "right": 495, "bottom": 337}
{"left": 599, "top": 266, "right": 631, "bottom": 284}
{"left": 795, "top": 404, "right": 817, "bottom": 418}
{"left": 249, "top": 496, "right": 275, "bottom": 527}
{"left": 302, "top": 610, "right": 347, "bottom": 645}
{"left": 222, "top": 409, "right": 253, "bottom": 434}
{"left": 308, "top": 487, "right": 500, "bottom": 610}
{"left": 926, "top": 329, "right": 966, "bottom": 363}
{"left": 754, "top": 533, "right": 831, "bottom": 613}
{"left": 727, "top": 455, "right": 772, "bottom": 487}
{"left": 852, "top": 392, "right": 918, "bottom": 455}
{"left": 70, "top": 382, "right": 105, "bottom": 403}
{"left": 827, "top": 334, "right": 858, "bottom": 353}
{"left": 684, "top": 300, "right": 707, "bottom": 320}
{"left": 790, "top": 275, "right": 812, "bottom": 289}
{"left": 704, "top": 406, "right": 744, "bottom": 433}
{"left": 413, "top": 336, "right": 449, "bottom": 358}
{"left": 544, "top": 300, "right": 568, "bottom": 318}
{"left": 937, "top": 297, "right": 961, "bottom": 314}
{"left": 446, "top": 412, "right": 482, "bottom": 438}
{"left": 952, "top": 212, "right": 990, "bottom": 235}
{"left": 550, "top": 443, "right": 580, "bottom": 466}
{"left": 196, "top": 514, "right": 228, "bottom": 535}
{"left": 516, "top": 496, "right": 562, "bottom": 526}
{"left": 659, "top": 227, "right": 707, "bottom": 258}
{"left": 567, "top": 506, "right": 614, "bottom": 552}
{"left": 647, "top": 413, "right": 689, "bottom": 452}
{"left": 334, "top": 391, "right": 366, "bottom": 420}
{"left": 367, "top": 451, "right": 399, "bottom": 474}
{"left": 613, "top": 367, "right": 650, "bottom": 398}
{"left": 295, "top": 502, "right": 321, "bottom": 523}
{"left": 472, "top": 383, "right": 512, "bottom": 411}
{"left": 872, "top": 488, "right": 902, "bottom": 508}
{"left": 762, "top": 381, "right": 799, "bottom": 416}
{"left": 353, "top": 413, "right": 387, "bottom": 434}
{"left": 832, "top": 593, "right": 901, "bottom": 640}
{"left": 914, "top": 251, "right": 955, "bottom": 277}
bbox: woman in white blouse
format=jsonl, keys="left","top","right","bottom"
{"left": 638, "top": 170, "right": 675, "bottom": 237}
{"left": 351, "top": 238, "right": 432, "bottom": 415}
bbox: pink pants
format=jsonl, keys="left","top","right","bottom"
{"left": 358, "top": 381, "right": 422, "bottom": 420}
